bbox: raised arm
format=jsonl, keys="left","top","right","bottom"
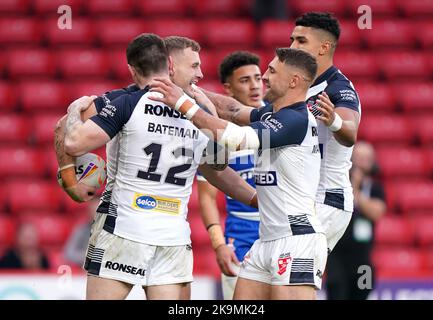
{"left": 316, "top": 91, "right": 360, "bottom": 147}
{"left": 54, "top": 100, "right": 100, "bottom": 202}
{"left": 64, "top": 96, "right": 111, "bottom": 156}
{"left": 199, "top": 88, "right": 255, "bottom": 126}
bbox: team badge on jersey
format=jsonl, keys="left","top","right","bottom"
{"left": 132, "top": 193, "right": 180, "bottom": 215}
{"left": 277, "top": 253, "right": 292, "bottom": 275}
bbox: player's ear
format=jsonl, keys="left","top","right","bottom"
{"left": 168, "top": 55, "right": 175, "bottom": 77}
{"left": 127, "top": 64, "right": 136, "bottom": 78}
{"left": 319, "top": 40, "right": 331, "bottom": 56}
{"left": 289, "top": 75, "right": 298, "bottom": 89}
{"left": 223, "top": 82, "right": 234, "bottom": 97}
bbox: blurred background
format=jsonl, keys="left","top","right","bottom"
{"left": 0, "top": 0, "right": 433, "bottom": 299}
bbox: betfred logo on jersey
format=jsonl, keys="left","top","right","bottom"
{"left": 254, "top": 171, "right": 277, "bottom": 186}
{"left": 132, "top": 193, "right": 180, "bottom": 215}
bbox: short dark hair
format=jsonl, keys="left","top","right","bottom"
{"left": 126, "top": 33, "right": 168, "bottom": 77}
{"left": 275, "top": 48, "right": 317, "bottom": 82}
{"left": 218, "top": 51, "right": 260, "bottom": 83}
{"left": 295, "top": 12, "right": 340, "bottom": 41}
{"left": 164, "top": 36, "right": 201, "bottom": 54}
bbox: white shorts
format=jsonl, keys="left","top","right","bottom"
{"left": 238, "top": 233, "right": 327, "bottom": 289}
{"left": 84, "top": 212, "right": 193, "bottom": 286}
{"left": 316, "top": 202, "right": 352, "bottom": 253}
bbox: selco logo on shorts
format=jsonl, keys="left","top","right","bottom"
{"left": 132, "top": 193, "right": 180, "bottom": 215}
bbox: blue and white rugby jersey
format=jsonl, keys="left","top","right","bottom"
{"left": 306, "top": 66, "right": 361, "bottom": 212}
{"left": 249, "top": 101, "right": 323, "bottom": 241}
{"left": 90, "top": 88, "right": 209, "bottom": 246}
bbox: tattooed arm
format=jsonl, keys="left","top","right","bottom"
{"left": 54, "top": 101, "right": 99, "bottom": 202}
{"left": 64, "top": 96, "right": 110, "bottom": 156}
{"left": 200, "top": 88, "right": 255, "bottom": 126}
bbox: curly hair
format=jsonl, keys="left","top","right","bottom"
{"left": 295, "top": 12, "right": 340, "bottom": 41}
{"left": 218, "top": 51, "right": 260, "bottom": 84}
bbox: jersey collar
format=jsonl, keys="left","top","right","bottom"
{"left": 312, "top": 65, "right": 338, "bottom": 87}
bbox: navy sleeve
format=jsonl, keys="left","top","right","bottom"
{"left": 93, "top": 85, "right": 140, "bottom": 112}
{"left": 250, "top": 102, "right": 273, "bottom": 122}
{"left": 326, "top": 80, "right": 360, "bottom": 112}
{"left": 90, "top": 94, "right": 135, "bottom": 139}
{"left": 249, "top": 107, "right": 308, "bottom": 149}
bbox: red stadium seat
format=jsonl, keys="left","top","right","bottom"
{"left": 0, "top": 82, "right": 17, "bottom": 112}
{"left": 0, "top": 187, "right": 6, "bottom": 211}
{"left": 68, "top": 81, "right": 117, "bottom": 100}
{"left": 358, "top": 115, "right": 413, "bottom": 145}
{"left": 197, "top": 50, "right": 219, "bottom": 80}
{"left": 138, "top": 0, "right": 188, "bottom": 16}
{"left": 192, "top": 0, "right": 242, "bottom": 16}
{"left": 97, "top": 19, "right": 146, "bottom": 47}
{"left": 193, "top": 247, "right": 220, "bottom": 277}
{"left": 394, "top": 181, "right": 433, "bottom": 212}
{"left": 259, "top": 20, "right": 292, "bottom": 48}
{"left": 415, "top": 117, "right": 433, "bottom": 145}
{"left": 34, "top": 0, "right": 82, "bottom": 14}
{"left": 45, "top": 18, "right": 96, "bottom": 46}
{"left": 109, "top": 50, "right": 130, "bottom": 80}
{"left": 0, "top": 0, "right": 30, "bottom": 14}
{"left": 379, "top": 51, "right": 431, "bottom": 80}
{"left": 416, "top": 21, "right": 433, "bottom": 48}
{"left": 376, "top": 147, "right": 428, "bottom": 179}
{"left": 290, "top": 0, "right": 346, "bottom": 16}
{"left": 0, "top": 216, "right": 16, "bottom": 247}
{"left": 0, "top": 18, "right": 41, "bottom": 45}
{"left": 7, "top": 181, "right": 63, "bottom": 213}
{"left": 395, "top": 83, "right": 433, "bottom": 113}
{"left": 58, "top": 49, "right": 109, "bottom": 79}
{"left": 354, "top": 82, "right": 395, "bottom": 113}
{"left": 384, "top": 183, "right": 398, "bottom": 212}
{"left": 32, "top": 114, "right": 63, "bottom": 145}
{"left": 398, "top": 0, "right": 433, "bottom": 17}
{"left": 338, "top": 20, "right": 363, "bottom": 48}
{"left": 412, "top": 216, "right": 433, "bottom": 247}
{"left": 372, "top": 247, "right": 427, "bottom": 277}
{"left": 363, "top": 20, "right": 414, "bottom": 48}
{"left": 203, "top": 20, "right": 256, "bottom": 47}
{"left": 20, "top": 215, "right": 72, "bottom": 248}
{"left": 375, "top": 216, "right": 415, "bottom": 246}
{"left": 346, "top": 0, "right": 398, "bottom": 17}
{"left": 7, "top": 49, "right": 56, "bottom": 78}
{"left": 334, "top": 52, "right": 379, "bottom": 79}
{"left": 85, "top": 0, "right": 134, "bottom": 15}
{"left": 0, "top": 114, "right": 30, "bottom": 145}
{"left": 147, "top": 19, "right": 202, "bottom": 42}
{"left": 19, "top": 81, "right": 68, "bottom": 112}
{"left": 0, "top": 147, "right": 45, "bottom": 178}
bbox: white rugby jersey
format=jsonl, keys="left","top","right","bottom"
{"left": 93, "top": 85, "right": 141, "bottom": 210}
{"left": 306, "top": 66, "right": 361, "bottom": 212}
{"left": 90, "top": 87, "right": 209, "bottom": 246}
{"left": 249, "top": 101, "right": 323, "bottom": 241}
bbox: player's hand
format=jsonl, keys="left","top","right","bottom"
{"left": 67, "top": 95, "right": 97, "bottom": 114}
{"left": 65, "top": 182, "right": 97, "bottom": 203}
{"left": 149, "top": 77, "right": 184, "bottom": 108}
{"left": 215, "top": 244, "right": 240, "bottom": 276}
{"left": 191, "top": 86, "right": 218, "bottom": 116}
{"left": 315, "top": 92, "right": 336, "bottom": 127}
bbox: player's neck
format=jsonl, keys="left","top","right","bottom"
{"left": 136, "top": 72, "right": 169, "bottom": 89}
{"left": 273, "top": 91, "right": 306, "bottom": 111}
{"left": 316, "top": 58, "right": 334, "bottom": 81}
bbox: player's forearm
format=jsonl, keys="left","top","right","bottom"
{"left": 190, "top": 109, "right": 230, "bottom": 141}
{"left": 55, "top": 115, "right": 75, "bottom": 167}
{"left": 333, "top": 121, "right": 357, "bottom": 147}
{"left": 202, "top": 89, "right": 252, "bottom": 125}
{"left": 64, "top": 102, "right": 86, "bottom": 156}
{"left": 201, "top": 165, "right": 256, "bottom": 208}
{"left": 197, "top": 181, "right": 221, "bottom": 227}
